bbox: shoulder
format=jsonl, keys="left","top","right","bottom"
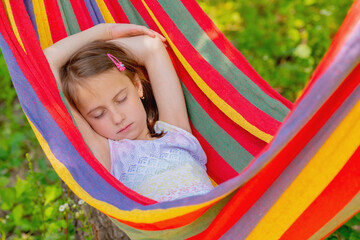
{"left": 155, "top": 121, "right": 200, "bottom": 144}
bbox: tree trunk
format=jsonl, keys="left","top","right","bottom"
{"left": 62, "top": 181, "right": 131, "bottom": 240}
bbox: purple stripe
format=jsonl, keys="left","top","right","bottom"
{"left": 221, "top": 84, "right": 360, "bottom": 239}
{"left": 83, "top": 0, "right": 105, "bottom": 24}
{"left": 23, "top": 0, "right": 39, "bottom": 39}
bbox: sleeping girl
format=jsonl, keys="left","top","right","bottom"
{"left": 44, "top": 23, "right": 213, "bottom": 202}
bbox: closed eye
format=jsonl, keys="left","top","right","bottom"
{"left": 94, "top": 111, "right": 105, "bottom": 119}
{"left": 116, "top": 96, "right": 127, "bottom": 104}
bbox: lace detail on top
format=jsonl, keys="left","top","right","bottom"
{"left": 109, "top": 121, "right": 213, "bottom": 201}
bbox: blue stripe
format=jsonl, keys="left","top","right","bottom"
{"left": 84, "top": 0, "right": 105, "bottom": 25}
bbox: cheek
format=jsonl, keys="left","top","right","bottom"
{"left": 135, "top": 99, "right": 147, "bottom": 118}
{"left": 128, "top": 94, "right": 145, "bottom": 113}
{"left": 86, "top": 118, "right": 109, "bottom": 134}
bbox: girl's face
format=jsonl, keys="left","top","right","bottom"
{"left": 75, "top": 69, "right": 151, "bottom": 141}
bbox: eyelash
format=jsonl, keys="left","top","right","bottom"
{"left": 93, "top": 96, "right": 127, "bottom": 119}
{"left": 116, "top": 96, "right": 127, "bottom": 104}
{"left": 94, "top": 112, "right": 104, "bottom": 119}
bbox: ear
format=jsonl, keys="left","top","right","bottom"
{"left": 133, "top": 74, "right": 143, "bottom": 98}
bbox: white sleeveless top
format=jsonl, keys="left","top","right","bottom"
{"left": 109, "top": 121, "right": 214, "bottom": 202}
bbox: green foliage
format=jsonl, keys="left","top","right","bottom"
{"left": 0, "top": 153, "right": 93, "bottom": 239}
{"left": 0, "top": 51, "right": 93, "bottom": 239}
{"left": 330, "top": 213, "right": 360, "bottom": 240}
{"left": 198, "top": 0, "right": 352, "bottom": 101}
{"left": 0, "top": 155, "right": 68, "bottom": 239}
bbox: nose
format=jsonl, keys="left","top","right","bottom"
{"left": 110, "top": 107, "right": 125, "bottom": 125}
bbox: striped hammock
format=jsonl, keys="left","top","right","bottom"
{"left": 0, "top": 0, "right": 359, "bottom": 239}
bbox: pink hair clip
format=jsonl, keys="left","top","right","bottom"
{"left": 107, "top": 53, "right": 126, "bottom": 71}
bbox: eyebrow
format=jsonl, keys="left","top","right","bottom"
{"left": 86, "top": 88, "right": 127, "bottom": 115}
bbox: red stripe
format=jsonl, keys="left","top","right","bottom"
{"left": 298, "top": 0, "right": 360, "bottom": 102}
{"left": 188, "top": 165, "right": 277, "bottom": 239}
{"left": 178, "top": 56, "right": 268, "bottom": 156}
{"left": 191, "top": 124, "right": 239, "bottom": 184}
{"left": 189, "top": 43, "right": 360, "bottom": 240}
{"left": 3, "top": 1, "right": 156, "bottom": 205}
{"left": 169, "top": 44, "right": 268, "bottom": 178}
{"left": 44, "top": 0, "right": 67, "bottom": 42}
{"left": 281, "top": 146, "right": 360, "bottom": 240}
{"left": 69, "top": 0, "right": 94, "bottom": 30}
{"left": 142, "top": 0, "right": 283, "bottom": 136}
{"left": 102, "top": 0, "right": 130, "bottom": 23}
{"left": 129, "top": 0, "right": 162, "bottom": 32}
{"left": 180, "top": 0, "right": 292, "bottom": 109}
{"left": 8, "top": 1, "right": 63, "bottom": 107}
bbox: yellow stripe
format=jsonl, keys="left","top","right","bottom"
{"left": 309, "top": 192, "right": 360, "bottom": 240}
{"left": 141, "top": 1, "right": 272, "bottom": 143}
{"left": 27, "top": 118, "right": 229, "bottom": 223}
{"left": 210, "top": 177, "right": 218, "bottom": 187}
{"left": 3, "top": 0, "right": 25, "bottom": 52}
{"left": 246, "top": 99, "right": 360, "bottom": 239}
{"left": 32, "top": 0, "right": 53, "bottom": 49}
{"left": 95, "top": 0, "right": 115, "bottom": 23}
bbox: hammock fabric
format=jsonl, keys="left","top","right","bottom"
{"left": 0, "top": 0, "right": 359, "bottom": 239}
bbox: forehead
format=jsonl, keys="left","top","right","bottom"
{"left": 75, "top": 70, "right": 133, "bottom": 104}
{"left": 81, "top": 70, "right": 133, "bottom": 92}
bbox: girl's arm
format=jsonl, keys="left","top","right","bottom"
{"left": 44, "top": 23, "right": 165, "bottom": 81}
{"left": 44, "top": 24, "right": 165, "bottom": 170}
{"left": 113, "top": 36, "right": 192, "bottom": 133}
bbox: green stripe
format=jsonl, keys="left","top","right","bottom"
{"left": 58, "top": 0, "right": 81, "bottom": 35}
{"left": 158, "top": 0, "right": 289, "bottom": 122}
{"left": 183, "top": 85, "right": 253, "bottom": 172}
{"left": 117, "top": 0, "right": 148, "bottom": 26}
{"left": 111, "top": 192, "right": 234, "bottom": 239}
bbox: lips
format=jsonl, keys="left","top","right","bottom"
{"left": 117, "top": 123, "right": 132, "bottom": 134}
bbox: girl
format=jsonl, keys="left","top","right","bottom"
{"left": 44, "top": 23, "right": 214, "bottom": 202}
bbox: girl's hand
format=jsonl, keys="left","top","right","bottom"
{"left": 108, "top": 24, "right": 166, "bottom": 42}
{"left": 110, "top": 35, "right": 165, "bottom": 66}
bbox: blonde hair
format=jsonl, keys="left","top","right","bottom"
{"left": 60, "top": 40, "right": 161, "bottom": 137}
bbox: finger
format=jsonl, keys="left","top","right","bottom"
{"left": 135, "top": 25, "right": 155, "bottom": 36}
{"left": 137, "top": 27, "right": 166, "bottom": 42}
{"left": 110, "top": 24, "right": 146, "bottom": 38}
{"left": 151, "top": 30, "right": 167, "bottom": 42}
{"left": 125, "top": 24, "right": 155, "bottom": 37}
{"left": 111, "top": 24, "right": 166, "bottom": 42}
